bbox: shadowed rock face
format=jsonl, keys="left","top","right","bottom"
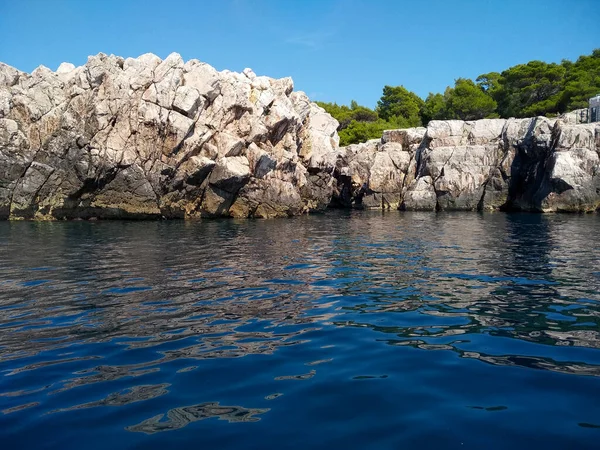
{"left": 335, "top": 118, "right": 600, "bottom": 213}
{"left": 0, "top": 53, "right": 339, "bottom": 219}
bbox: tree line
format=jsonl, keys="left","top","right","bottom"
{"left": 317, "top": 49, "right": 600, "bottom": 146}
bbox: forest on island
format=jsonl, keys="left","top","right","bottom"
{"left": 317, "top": 49, "right": 600, "bottom": 146}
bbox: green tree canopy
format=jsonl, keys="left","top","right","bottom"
{"left": 443, "top": 78, "right": 497, "bottom": 121}
{"left": 420, "top": 93, "right": 446, "bottom": 125}
{"left": 376, "top": 85, "right": 423, "bottom": 126}
{"left": 476, "top": 72, "right": 502, "bottom": 96}
{"left": 316, "top": 101, "right": 378, "bottom": 131}
{"left": 317, "top": 100, "right": 390, "bottom": 146}
{"left": 558, "top": 49, "right": 600, "bottom": 111}
{"left": 495, "top": 61, "right": 566, "bottom": 117}
{"left": 316, "top": 49, "right": 600, "bottom": 146}
{"left": 338, "top": 119, "right": 393, "bottom": 146}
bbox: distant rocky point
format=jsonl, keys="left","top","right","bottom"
{"left": 0, "top": 53, "right": 598, "bottom": 219}
{"left": 335, "top": 116, "right": 600, "bottom": 213}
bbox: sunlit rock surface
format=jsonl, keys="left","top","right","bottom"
{"left": 0, "top": 53, "right": 339, "bottom": 219}
{"left": 1, "top": 52, "right": 598, "bottom": 218}
{"left": 335, "top": 118, "right": 600, "bottom": 212}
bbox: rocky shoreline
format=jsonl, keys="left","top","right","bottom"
{"left": 335, "top": 116, "right": 600, "bottom": 213}
{"left": 1, "top": 53, "right": 599, "bottom": 220}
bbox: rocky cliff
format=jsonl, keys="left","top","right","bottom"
{"left": 334, "top": 117, "right": 600, "bottom": 213}
{"left": 1, "top": 53, "right": 599, "bottom": 219}
{"left": 0, "top": 53, "right": 339, "bottom": 219}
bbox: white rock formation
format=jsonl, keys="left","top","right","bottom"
{"left": 0, "top": 53, "right": 339, "bottom": 219}
{"left": 332, "top": 128, "right": 425, "bottom": 209}
{"left": 1, "top": 51, "right": 598, "bottom": 218}
{"left": 335, "top": 118, "right": 600, "bottom": 212}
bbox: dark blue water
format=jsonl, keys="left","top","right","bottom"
{"left": 1, "top": 211, "right": 600, "bottom": 449}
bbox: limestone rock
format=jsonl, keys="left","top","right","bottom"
{"left": 559, "top": 109, "right": 588, "bottom": 125}
{"left": 0, "top": 52, "right": 339, "bottom": 219}
{"left": 2, "top": 51, "right": 599, "bottom": 218}
{"left": 403, "top": 119, "right": 515, "bottom": 211}
{"left": 513, "top": 121, "right": 600, "bottom": 212}
{"left": 333, "top": 128, "right": 425, "bottom": 209}
{"left": 403, "top": 176, "right": 437, "bottom": 211}
{"left": 332, "top": 116, "right": 599, "bottom": 213}
{"left": 56, "top": 62, "right": 76, "bottom": 74}
{"left": 296, "top": 100, "right": 339, "bottom": 170}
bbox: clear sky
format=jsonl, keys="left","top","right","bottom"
{"left": 0, "top": 0, "right": 598, "bottom": 107}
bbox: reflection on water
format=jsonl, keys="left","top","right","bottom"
{"left": 1, "top": 212, "right": 600, "bottom": 449}
{"left": 48, "top": 383, "right": 170, "bottom": 413}
{"left": 127, "top": 402, "right": 270, "bottom": 434}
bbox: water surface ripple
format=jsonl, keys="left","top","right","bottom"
{"left": 1, "top": 212, "right": 600, "bottom": 449}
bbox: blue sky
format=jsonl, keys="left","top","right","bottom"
{"left": 0, "top": 0, "right": 598, "bottom": 107}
